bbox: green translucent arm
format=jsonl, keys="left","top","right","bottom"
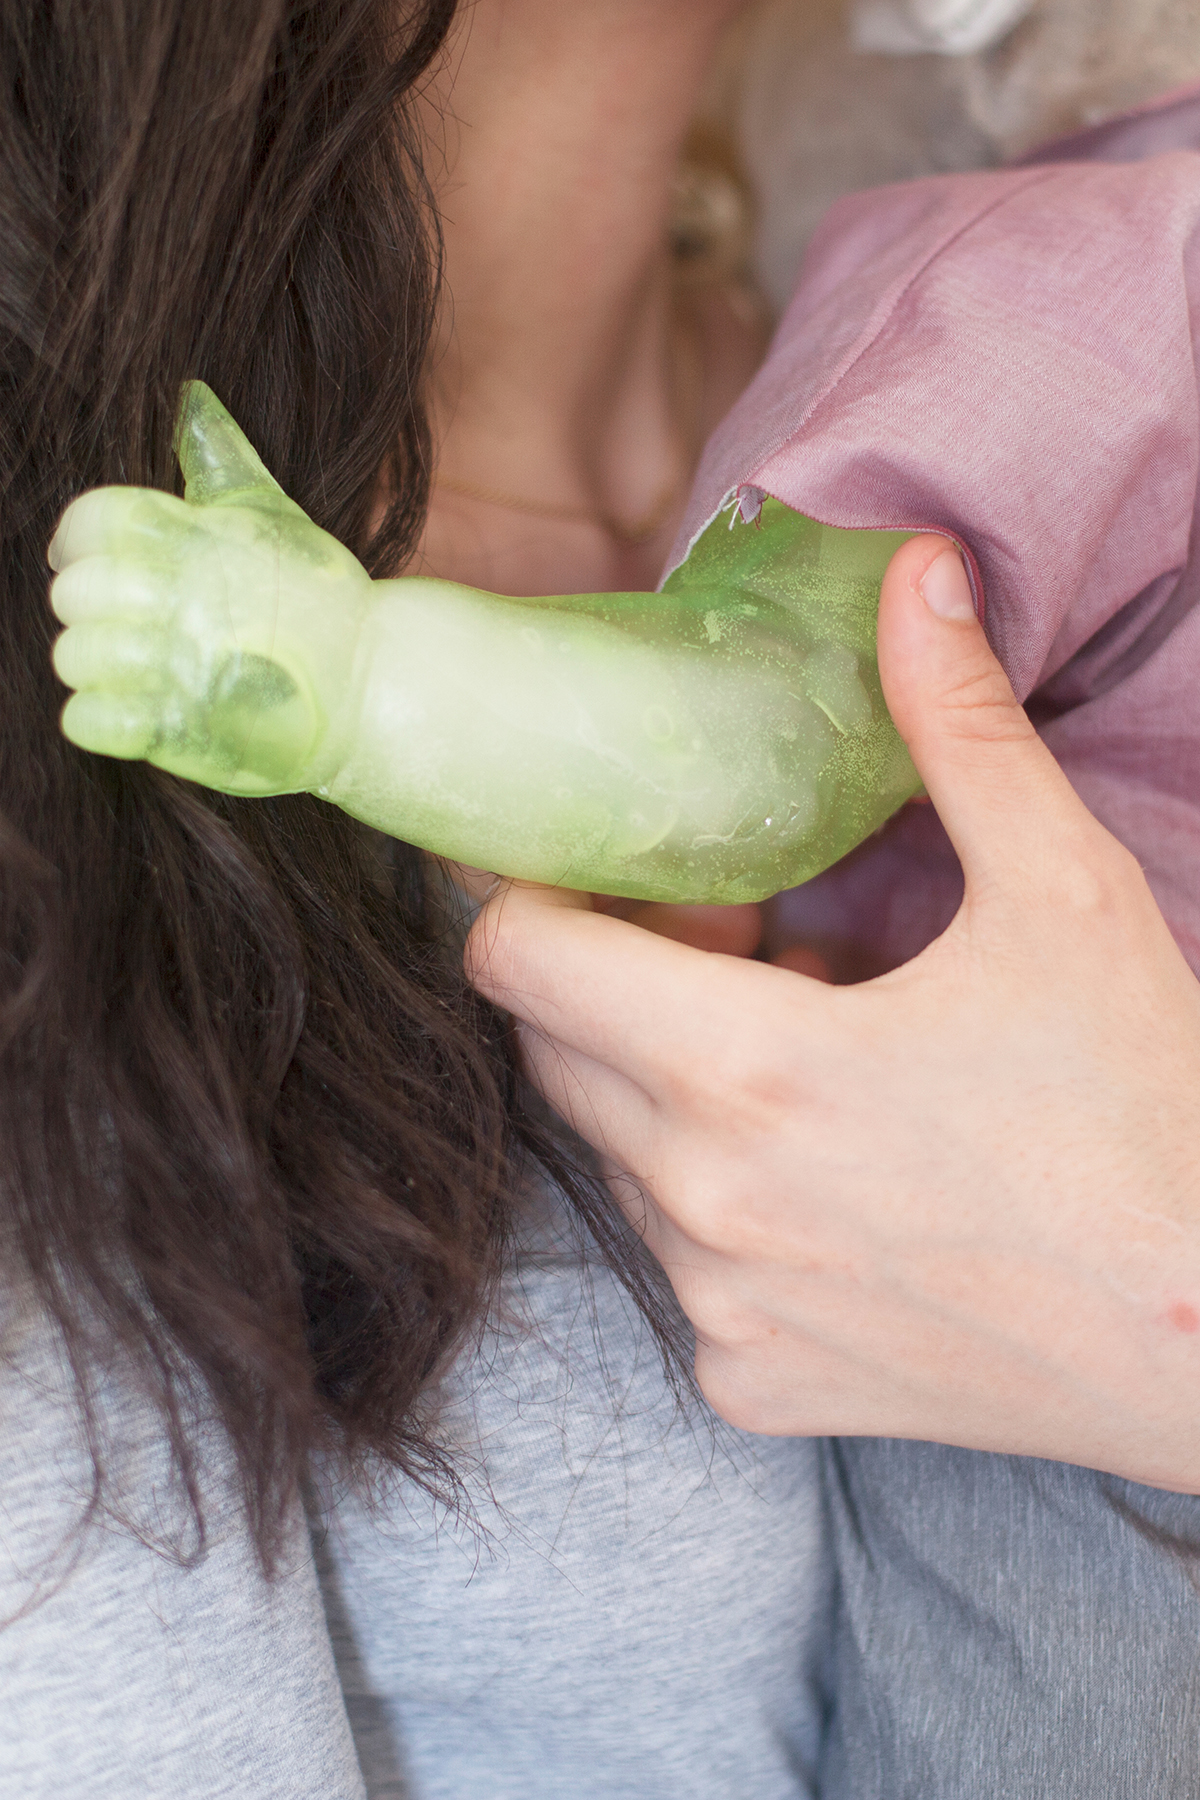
{"left": 49, "top": 383, "right": 918, "bottom": 904}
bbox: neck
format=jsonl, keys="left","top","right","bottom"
{"left": 420, "top": 0, "right": 749, "bottom": 594}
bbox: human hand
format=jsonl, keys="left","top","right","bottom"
{"left": 48, "top": 382, "right": 375, "bottom": 797}
{"left": 587, "top": 896, "right": 833, "bottom": 975}
{"left": 467, "top": 535, "right": 1200, "bottom": 1490}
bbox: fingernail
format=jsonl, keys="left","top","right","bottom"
{"left": 919, "top": 546, "right": 975, "bottom": 621}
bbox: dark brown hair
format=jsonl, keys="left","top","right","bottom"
{"left": 0, "top": 0, "right": 670, "bottom": 1571}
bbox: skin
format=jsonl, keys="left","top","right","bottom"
{"left": 420, "top": 0, "right": 764, "bottom": 601}
{"left": 48, "top": 385, "right": 919, "bottom": 903}
{"left": 466, "top": 537, "right": 1200, "bottom": 1493}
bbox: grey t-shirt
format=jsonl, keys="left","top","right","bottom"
{"left": 0, "top": 1193, "right": 831, "bottom": 1798}
{"left": 316, "top": 1188, "right": 832, "bottom": 1800}
{"left": 0, "top": 1289, "right": 366, "bottom": 1800}
{"left": 819, "top": 1435, "right": 1200, "bottom": 1798}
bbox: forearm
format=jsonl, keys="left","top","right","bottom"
{"left": 327, "top": 576, "right": 734, "bottom": 893}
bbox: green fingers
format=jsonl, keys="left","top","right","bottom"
{"left": 50, "top": 383, "right": 371, "bottom": 797}
{"left": 60, "top": 690, "right": 161, "bottom": 761}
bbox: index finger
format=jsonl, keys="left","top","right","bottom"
{"left": 50, "top": 553, "right": 180, "bottom": 626}
{"left": 466, "top": 879, "right": 830, "bottom": 1094}
{"left": 48, "top": 487, "right": 192, "bottom": 572}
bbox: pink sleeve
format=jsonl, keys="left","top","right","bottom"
{"left": 669, "top": 147, "right": 1200, "bottom": 970}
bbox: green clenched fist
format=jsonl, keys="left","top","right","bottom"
{"left": 49, "top": 383, "right": 919, "bottom": 902}
{"left": 50, "top": 382, "right": 375, "bottom": 797}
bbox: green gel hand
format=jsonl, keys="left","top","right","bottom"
{"left": 48, "top": 383, "right": 920, "bottom": 904}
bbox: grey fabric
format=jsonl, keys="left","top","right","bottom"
{"left": 0, "top": 1292, "right": 366, "bottom": 1800}
{"left": 316, "top": 1187, "right": 832, "bottom": 1800}
{"left": 819, "top": 1437, "right": 1200, "bottom": 1798}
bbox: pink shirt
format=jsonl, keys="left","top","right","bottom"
{"left": 669, "top": 83, "right": 1200, "bottom": 973}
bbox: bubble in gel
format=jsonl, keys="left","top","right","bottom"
{"left": 608, "top": 799, "right": 680, "bottom": 857}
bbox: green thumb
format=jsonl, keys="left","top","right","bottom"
{"left": 174, "top": 380, "right": 287, "bottom": 506}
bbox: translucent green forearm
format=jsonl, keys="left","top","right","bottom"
{"left": 50, "top": 385, "right": 919, "bottom": 904}
{"left": 329, "top": 505, "right": 918, "bottom": 903}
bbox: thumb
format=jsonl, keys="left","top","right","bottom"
{"left": 876, "top": 534, "right": 1092, "bottom": 893}
{"left": 175, "top": 380, "right": 290, "bottom": 507}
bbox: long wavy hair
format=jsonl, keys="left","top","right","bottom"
{"left": 0, "top": 0, "right": 671, "bottom": 1572}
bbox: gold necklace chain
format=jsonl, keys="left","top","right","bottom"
{"left": 432, "top": 471, "right": 684, "bottom": 547}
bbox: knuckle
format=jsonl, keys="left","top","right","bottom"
{"left": 1041, "top": 830, "right": 1151, "bottom": 928}
{"left": 48, "top": 565, "right": 82, "bottom": 621}
{"left": 662, "top": 1014, "right": 801, "bottom": 1143}
{"left": 52, "top": 559, "right": 116, "bottom": 617}
{"left": 938, "top": 663, "right": 1030, "bottom": 747}
{"left": 49, "top": 626, "right": 77, "bottom": 685}
{"left": 679, "top": 1053, "right": 796, "bottom": 1144}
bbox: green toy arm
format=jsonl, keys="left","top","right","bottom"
{"left": 49, "top": 383, "right": 919, "bottom": 903}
